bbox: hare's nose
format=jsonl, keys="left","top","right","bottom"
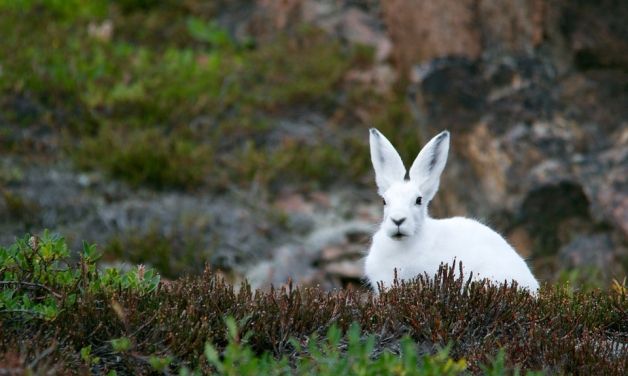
{"left": 391, "top": 217, "right": 406, "bottom": 226}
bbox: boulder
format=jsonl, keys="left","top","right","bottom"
{"left": 382, "top": 0, "right": 628, "bottom": 76}
{"left": 408, "top": 55, "right": 628, "bottom": 277}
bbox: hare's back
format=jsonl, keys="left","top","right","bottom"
{"left": 429, "top": 217, "right": 537, "bottom": 289}
{"left": 431, "top": 217, "right": 512, "bottom": 251}
{"left": 428, "top": 217, "right": 525, "bottom": 266}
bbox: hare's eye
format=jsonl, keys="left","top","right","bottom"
{"left": 383, "top": 199, "right": 387, "bottom": 206}
{"left": 415, "top": 196, "right": 422, "bottom": 205}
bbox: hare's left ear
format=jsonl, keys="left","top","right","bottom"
{"left": 408, "top": 131, "right": 450, "bottom": 202}
{"left": 369, "top": 128, "right": 406, "bottom": 195}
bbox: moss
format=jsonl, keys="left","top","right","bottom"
{"left": 239, "top": 27, "right": 352, "bottom": 111}
{"left": 103, "top": 228, "right": 207, "bottom": 278}
{"left": 74, "top": 127, "right": 213, "bottom": 189}
{"left": 556, "top": 266, "right": 606, "bottom": 293}
{"left": 365, "top": 90, "right": 421, "bottom": 163}
{"left": 0, "top": 1, "right": 414, "bottom": 191}
{"left": 226, "top": 139, "right": 348, "bottom": 189}
{"left": 0, "top": 189, "right": 39, "bottom": 223}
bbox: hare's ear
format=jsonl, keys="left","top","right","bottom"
{"left": 408, "top": 131, "right": 450, "bottom": 202}
{"left": 369, "top": 128, "right": 406, "bottom": 195}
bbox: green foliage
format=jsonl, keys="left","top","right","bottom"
{"left": 103, "top": 227, "right": 206, "bottom": 278}
{"left": 0, "top": 189, "right": 38, "bottom": 222}
{"left": 481, "top": 349, "right": 545, "bottom": 376}
{"left": 196, "top": 319, "right": 551, "bottom": 376}
{"left": 80, "top": 345, "right": 101, "bottom": 366}
{"left": 201, "top": 319, "right": 468, "bottom": 376}
{"left": 75, "top": 127, "right": 213, "bottom": 189}
{"left": 556, "top": 266, "right": 605, "bottom": 294}
{"left": 186, "top": 17, "right": 233, "bottom": 48}
{"left": 149, "top": 354, "right": 173, "bottom": 372}
{"left": 203, "top": 317, "right": 289, "bottom": 376}
{"left": 292, "top": 324, "right": 467, "bottom": 376}
{"left": 1, "top": 232, "right": 626, "bottom": 374}
{"left": 0, "top": 231, "right": 159, "bottom": 321}
{"left": 230, "top": 139, "right": 349, "bottom": 189}
{"left": 110, "top": 337, "right": 132, "bottom": 353}
{"left": 0, "top": 0, "right": 108, "bottom": 20}
{"left": 98, "top": 266, "right": 160, "bottom": 294}
{"left": 0, "top": 2, "right": 396, "bottom": 191}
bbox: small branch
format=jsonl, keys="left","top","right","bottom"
{"left": 130, "top": 314, "right": 157, "bottom": 337}
{"left": 0, "top": 309, "right": 45, "bottom": 317}
{"left": 0, "top": 281, "right": 63, "bottom": 299}
{"left": 28, "top": 341, "right": 57, "bottom": 369}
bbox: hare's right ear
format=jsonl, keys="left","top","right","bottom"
{"left": 369, "top": 128, "right": 406, "bottom": 195}
{"left": 408, "top": 131, "right": 450, "bottom": 202}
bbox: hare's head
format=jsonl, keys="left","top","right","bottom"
{"left": 369, "top": 128, "right": 450, "bottom": 241}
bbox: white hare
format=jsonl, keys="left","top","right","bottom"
{"left": 364, "top": 129, "right": 539, "bottom": 292}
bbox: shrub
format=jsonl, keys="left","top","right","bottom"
{"left": 1, "top": 232, "right": 626, "bottom": 374}
{"left": 200, "top": 319, "right": 468, "bottom": 376}
{"left": 75, "top": 127, "right": 213, "bottom": 189}
{"left": 0, "top": 2, "right": 405, "bottom": 191}
{"left": 0, "top": 231, "right": 159, "bottom": 321}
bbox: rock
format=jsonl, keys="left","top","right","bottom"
{"left": 407, "top": 54, "right": 628, "bottom": 279}
{"left": 575, "top": 132, "right": 628, "bottom": 239}
{"left": 309, "top": 191, "right": 331, "bottom": 208}
{"left": 253, "top": 1, "right": 392, "bottom": 62}
{"left": 563, "top": 0, "right": 628, "bottom": 70}
{"left": 382, "top": 0, "right": 628, "bottom": 76}
{"left": 321, "top": 246, "right": 345, "bottom": 262}
{"left": 305, "top": 221, "right": 372, "bottom": 252}
{"left": 245, "top": 213, "right": 373, "bottom": 290}
{"left": 559, "top": 233, "right": 618, "bottom": 273}
{"left": 382, "top": 0, "right": 482, "bottom": 75}
{"left": 0, "top": 159, "right": 292, "bottom": 275}
{"left": 507, "top": 226, "right": 534, "bottom": 258}
{"left": 321, "top": 243, "right": 364, "bottom": 262}
{"left": 245, "top": 245, "right": 317, "bottom": 289}
{"left": 274, "top": 193, "right": 314, "bottom": 214}
{"left": 325, "top": 260, "right": 363, "bottom": 280}
{"left": 346, "top": 65, "right": 397, "bottom": 93}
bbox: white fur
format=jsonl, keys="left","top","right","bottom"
{"left": 365, "top": 129, "right": 539, "bottom": 292}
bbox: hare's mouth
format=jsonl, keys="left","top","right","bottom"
{"left": 391, "top": 232, "right": 407, "bottom": 241}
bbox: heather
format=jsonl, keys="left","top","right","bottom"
{"left": 1, "top": 233, "right": 626, "bottom": 374}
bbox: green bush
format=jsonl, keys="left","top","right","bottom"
{"left": 198, "top": 318, "right": 469, "bottom": 376}
{"left": 1, "top": 232, "right": 626, "bottom": 374}
{"left": 0, "top": 231, "right": 159, "bottom": 321}
{"left": 75, "top": 127, "right": 214, "bottom": 189}
{"left": 0, "top": 2, "right": 398, "bottom": 191}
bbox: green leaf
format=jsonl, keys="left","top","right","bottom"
{"left": 149, "top": 355, "right": 172, "bottom": 372}
{"left": 204, "top": 343, "right": 224, "bottom": 373}
{"left": 110, "top": 337, "right": 131, "bottom": 352}
{"left": 80, "top": 345, "right": 92, "bottom": 362}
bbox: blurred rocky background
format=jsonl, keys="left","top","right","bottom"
{"left": 1, "top": 0, "right": 626, "bottom": 290}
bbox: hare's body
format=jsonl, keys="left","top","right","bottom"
{"left": 365, "top": 128, "right": 539, "bottom": 292}
{"left": 365, "top": 216, "right": 539, "bottom": 290}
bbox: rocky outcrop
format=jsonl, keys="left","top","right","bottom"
{"left": 0, "top": 158, "right": 378, "bottom": 287}
{"left": 246, "top": 191, "right": 378, "bottom": 290}
{"left": 408, "top": 55, "right": 628, "bottom": 279}
{"left": 382, "top": 0, "right": 628, "bottom": 76}
{"left": 383, "top": 0, "right": 628, "bottom": 279}
{"left": 0, "top": 158, "right": 293, "bottom": 277}
{"left": 382, "top": 0, "right": 483, "bottom": 75}
{"left": 250, "top": 0, "right": 396, "bottom": 91}
{"left": 382, "top": 0, "right": 546, "bottom": 76}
